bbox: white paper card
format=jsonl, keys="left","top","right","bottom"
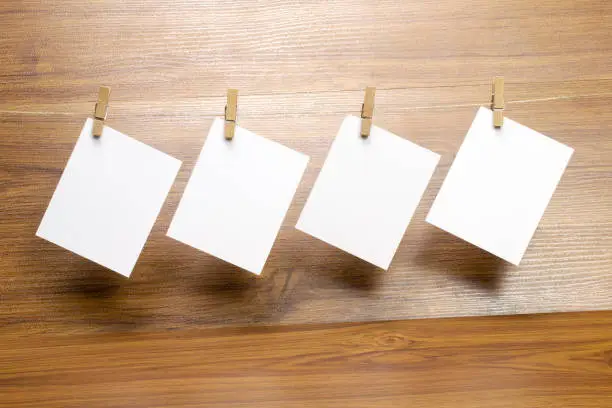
{"left": 427, "top": 107, "right": 574, "bottom": 265}
{"left": 296, "top": 115, "right": 440, "bottom": 270}
{"left": 167, "top": 118, "right": 308, "bottom": 274}
{"left": 37, "top": 119, "right": 181, "bottom": 277}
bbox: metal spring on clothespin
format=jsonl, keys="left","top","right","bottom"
{"left": 360, "top": 86, "right": 376, "bottom": 138}
{"left": 225, "top": 89, "right": 238, "bottom": 140}
{"left": 93, "top": 86, "right": 111, "bottom": 137}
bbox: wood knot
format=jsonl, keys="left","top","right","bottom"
{"left": 603, "top": 350, "right": 612, "bottom": 368}
{"left": 376, "top": 331, "right": 413, "bottom": 348}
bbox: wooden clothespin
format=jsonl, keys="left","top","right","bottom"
{"left": 492, "top": 77, "right": 504, "bottom": 128}
{"left": 360, "top": 86, "right": 376, "bottom": 138}
{"left": 225, "top": 89, "right": 238, "bottom": 140}
{"left": 93, "top": 86, "right": 111, "bottom": 137}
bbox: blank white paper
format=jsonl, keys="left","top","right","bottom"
{"left": 37, "top": 119, "right": 181, "bottom": 277}
{"left": 426, "top": 107, "right": 574, "bottom": 265}
{"left": 296, "top": 115, "right": 440, "bottom": 270}
{"left": 167, "top": 118, "right": 309, "bottom": 275}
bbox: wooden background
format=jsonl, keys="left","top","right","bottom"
{"left": 1, "top": 311, "right": 611, "bottom": 407}
{"left": 1, "top": 0, "right": 612, "bottom": 335}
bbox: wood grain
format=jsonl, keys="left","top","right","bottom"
{"left": 0, "top": 311, "right": 610, "bottom": 407}
{"left": 1, "top": 0, "right": 611, "bottom": 334}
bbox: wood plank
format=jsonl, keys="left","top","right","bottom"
{"left": 1, "top": 0, "right": 611, "bottom": 334}
{"left": 0, "top": 104, "right": 610, "bottom": 333}
{"left": 0, "top": 311, "right": 611, "bottom": 407}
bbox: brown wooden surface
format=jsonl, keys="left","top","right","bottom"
{"left": 0, "top": 311, "right": 610, "bottom": 407}
{"left": 1, "top": 0, "right": 612, "bottom": 335}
